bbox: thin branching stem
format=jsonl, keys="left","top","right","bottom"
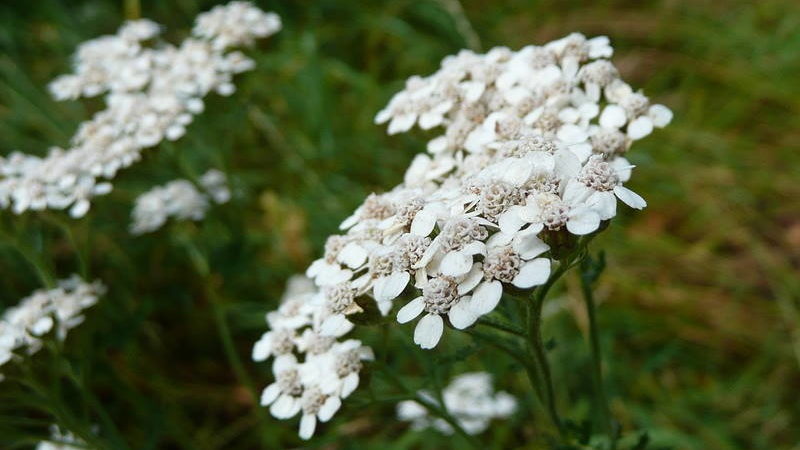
{"left": 374, "top": 362, "right": 481, "bottom": 449}
{"left": 580, "top": 263, "right": 617, "bottom": 448}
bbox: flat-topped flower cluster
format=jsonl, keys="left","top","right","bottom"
{"left": 0, "top": 1, "right": 280, "bottom": 218}
{"left": 397, "top": 372, "right": 517, "bottom": 435}
{"left": 130, "top": 169, "right": 231, "bottom": 235}
{"left": 254, "top": 33, "right": 671, "bottom": 438}
{"left": 0, "top": 276, "right": 105, "bottom": 379}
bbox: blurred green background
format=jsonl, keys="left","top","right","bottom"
{"left": 1, "top": 0, "right": 799, "bottom": 449}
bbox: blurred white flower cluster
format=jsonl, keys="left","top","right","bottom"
{"left": 0, "top": 2, "right": 280, "bottom": 218}
{"left": 255, "top": 33, "right": 670, "bottom": 438}
{"left": 397, "top": 372, "right": 516, "bottom": 435}
{"left": 0, "top": 276, "right": 105, "bottom": 379}
{"left": 130, "top": 169, "right": 231, "bottom": 235}
{"left": 36, "top": 425, "right": 86, "bottom": 450}
{"left": 252, "top": 276, "right": 373, "bottom": 439}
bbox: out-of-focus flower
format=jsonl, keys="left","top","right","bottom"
{"left": 0, "top": 2, "right": 280, "bottom": 218}
{"left": 397, "top": 372, "right": 517, "bottom": 435}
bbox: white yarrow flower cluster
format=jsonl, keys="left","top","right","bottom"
{"left": 397, "top": 372, "right": 517, "bottom": 435}
{"left": 0, "top": 276, "right": 105, "bottom": 378}
{"left": 252, "top": 276, "right": 374, "bottom": 440}
{"left": 129, "top": 169, "right": 230, "bottom": 235}
{"left": 0, "top": 2, "right": 280, "bottom": 218}
{"left": 255, "top": 33, "right": 670, "bottom": 438}
{"left": 36, "top": 425, "right": 87, "bottom": 450}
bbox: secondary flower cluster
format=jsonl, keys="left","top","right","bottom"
{"left": 252, "top": 276, "right": 374, "bottom": 440}
{"left": 0, "top": 2, "right": 280, "bottom": 218}
{"left": 255, "top": 33, "right": 670, "bottom": 439}
{"left": 0, "top": 276, "right": 105, "bottom": 379}
{"left": 36, "top": 425, "right": 87, "bottom": 450}
{"left": 130, "top": 169, "right": 231, "bottom": 235}
{"left": 397, "top": 372, "right": 517, "bottom": 435}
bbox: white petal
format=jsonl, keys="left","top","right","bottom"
{"left": 648, "top": 104, "right": 673, "bottom": 127}
{"left": 388, "top": 113, "right": 416, "bottom": 134}
{"left": 374, "top": 272, "right": 410, "bottom": 303}
{"left": 471, "top": 281, "right": 502, "bottom": 315}
{"left": 31, "top": 316, "right": 53, "bottom": 335}
{"left": 319, "top": 397, "right": 342, "bottom": 422}
{"left": 614, "top": 185, "right": 647, "bottom": 209}
{"left": 554, "top": 149, "right": 581, "bottom": 179}
{"left": 271, "top": 395, "right": 300, "bottom": 419}
{"left": 500, "top": 160, "right": 532, "bottom": 186}
{"left": 375, "top": 108, "right": 391, "bottom": 124}
{"left": 251, "top": 333, "right": 272, "bottom": 361}
{"left": 440, "top": 251, "right": 473, "bottom": 277}
{"left": 512, "top": 258, "right": 551, "bottom": 288}
{"left": 69, "top": 199, "right": 90, "bottom": 218}
{"left": 414, "top": 314, "right": 444, "bottom": 349}
{"left": 410, "top": 208, "right": 437, "bottom": 236}
{"left": 449, "top": 298, "right": 478, "bottom": 329}
{"left": 568, "top": 142, "right": 593, "bottom": 163}
{"left": 341, "top": 372, "right": 360, "bottom": 397}
{"left": 260, "top": 383, "right": 281, "bottom": 406}
{"left": 587, "top": 191, "right": 617, "bottom": 220}
{"left": 397, "top": 297, "right": 425, "bottom": 323}
{"left": 498, "top": 206, "right": 526, "bottom": 234}
{"left": 320, "top": 314, "right": 353, "bottom": 337}
{"left": 462, "top": 81, "right": 485, "bottom": 102}
{"left": 627, "top": 116, "right": 653, "bottom": 140}
{"left": 457, "top": 262, "right": 484, "bottom": 295}
{"left": 566, "top": 207, "right": 601, "bottom": 235}
{"left": 599, "top": 104, "right": 626, "bottom": 129}
{"left": 557, "top": 124, "right": 588, "bottom": 144}
{"left": 419, "top": 111, "right": 443, "bottom": 129}
{"left": 513, "top": 232, "right": 549, "bottom": 259}
{"left": 427, "top": 136, "right": 448, "bottom": 154}
{"left": 562, "top": 180, "right": 591, "bottom": 206}
{"left": 376, "top": 298, "right": 393, "bottom": 316}
{"left": 338, "top": 242, "right": 367, "bottom": 268}
{"left": 339, "top": 213, "right": 359, "bottom": 230}
{"left": 299, "top": 414, "right": 317, "bottom": 440}
{"left": 273, "top": 354, "right": 297, "bottom": 374}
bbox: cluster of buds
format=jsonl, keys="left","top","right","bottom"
{"left": 256, "top": 33, "right": 670, "bottom": 438}
{"left": 0, "top": 2, "right": 280, "bottom": 218}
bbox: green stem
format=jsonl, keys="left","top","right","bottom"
{"left": 42, "top": 212, "right": 90, "bottom": 279}
{"left": 0, "top": 228, "right": 56, "bottom": 288}
{"left": 178, "top": 236, "right": 272, "bottom": 444}
{"left": 525, "top": 257, "right": 579, "bottom": 438}
{"left": 123, "top": 0, "right": 141, "bottom": 20}
{"left": 580, "top": 269, "right": 616, "bottom": 447}
{"left": 476, "top": 316, "right": 526, "bottom": 337}
{"left": 527, "top": 293, "right": 563, "bottom": 437}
